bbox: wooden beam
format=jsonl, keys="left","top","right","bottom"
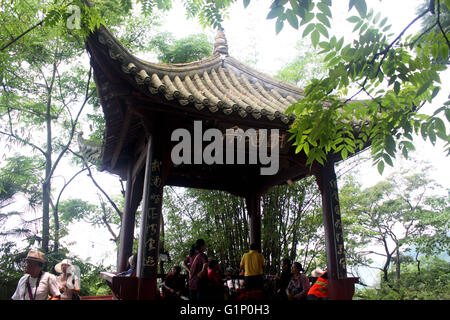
{"left": 316, "top": 159, "right": 347, "bottom": 283}
{"left": 117, "top": 159, "right": 145, "bottom": 272}
{"left": 110, "top": 108, "right": 133, "bottom": 170}
{"left": 136, "top": 122, "right": 166, "bottom": 300}
{"left": 132, "top": 142, "right": 148, "bottom": 181}
{"left": 245, "top": 192, "right": 262, "bottom": 251}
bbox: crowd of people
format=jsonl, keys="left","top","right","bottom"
{"left": 11, "top": 249, "right": 80, "bottom": 300}
{"left": 161, "top": 239, "right": 329, "bottom": 301}
{"left": 11, "top": 244, "right": 329, "bottom": 301}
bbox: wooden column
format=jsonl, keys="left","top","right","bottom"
{"left": 245, "top": 192, "right": 262, "bottom": 251}
{"left": 117, "top": 160, "right": 145, "bottom": 272}
{"left": 316, "top": 159, "right": 347, "bottom": 281}
{"left": 136, "top": 133, "right": 164, "bottom": 300}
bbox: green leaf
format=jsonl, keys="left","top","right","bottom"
{"left": 431, "top": 42, "right": 439, "bottom": 60}
{"left": 416, "top": 80, "right": 432, "bottom": 98}
{"left": 267, "top": 6, "right": 284, "bottom": 19}
{"left": 349, "top": 0, "right": 355, "bottom": 11}
{"left": 316, "top": 13, "right": 331, "bottom": 28}
{"left": 336, "top": 37, "right": 344, "bottom": 51}
{"left": 377, "top": 160, "right": 385, "bottom": 174}
{"left": 353, "top": 20, "right": 363, "bottom": 32}
{"left": 347, "top": 15, "right": 360, "bottom": 23}
{"left": 276, "top": 18, "right": 284, "bottom": 34}
{"left": 385, "top": 135, "right": 396, "bottom": 156}
{"left": 290, "top": 0, "right": 300, "bottom": 12}
{"left": 316, "top": 23, "right": 329, "bottom": 38}
{"left": 341, "top": 147, "right": 348, "bottom": 160}
{"left": 383, "top": 153, "right": 393, "bottom": 167}
{"left": 421, "top": 123, "right": 428, "bottom": 140}
{"left": 430, "top": 87, "right": 440, "bottom": 100}
{"left": 304, "top": 142, "right": 310, "bottom": 155}
{"left": 428, "top": 125, "right": 437, "bottom": 145}
{"left": 243, "top": 0, "right": 251, "bottom": 8}
{"left": 300, "top": 12, "right": 315, "bottom": 26}
{"left": 286, "top": 9, "right": 299, "bottom": 29}
{"left": 379, "top": 17, "right": 388, "bottom": 27}
{"left": 434, "top": 118, "right": 447, "bottom": 138}
{"left": 440, "top": 43, "right": 449, "bottom": 61}
{"left": 394, "top": 81, "right": 401, "bottom": 95}
{"left": 311, "top": 29, "right": 320, "bottom": 47}
{"left": 373, "top": 12, "right": 381, "bottom": 24}
{"left": 354, "top": 0, "right": 367, "bottom": 17}
{"left": 303, "top": 23, "right": 315, "bottom": 37}
{"left": 402, "top": 145, "right": 409, "bottom": 159}
{"left": 317, "top": 2, "right": 332, "bottom": 17}
{"left": 360, "top": 22, "right": 368, "bottom": 34}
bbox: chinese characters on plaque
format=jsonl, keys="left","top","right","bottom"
{"left": 142, "top": 159, "right": 163, "bottom": 275}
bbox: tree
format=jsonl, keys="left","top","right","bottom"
{"left": 275, "top": 40, "right": 326, "bottom": 87}
{"left": 151, "top": 32, "right": 213, "bottom": 63}
{"left": 339, "top": 163, "right": 449, "bottom": 283}
{"left": 113, "top": 0, "right": 450, "bottom": 173}
{"left": 356, "top": 256, "right": 450, "bottom": 300}
{"left": 0, "top": 0, "right": 163, "bottom": 254}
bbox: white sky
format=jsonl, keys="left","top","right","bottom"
{"left": 3, "top": 0, "right": 448, "bottom": 285}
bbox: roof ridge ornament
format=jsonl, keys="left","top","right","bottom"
{"left": 213, "top": 28, "right": 229, "bottom": 56}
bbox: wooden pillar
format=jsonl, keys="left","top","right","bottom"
{"left": 117, "top": 160, "right": 145, "bottom": 272}
{"left": 316, "top": 159, "right": 347, "bottom": 282}
{"left": 245, "top": 192, "right": 261, "bottom": 251}
{"left": 136, "top": 133, "right": 164, "bottom": 300}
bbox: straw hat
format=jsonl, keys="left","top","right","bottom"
{"left": 311, "top": 267, "right": 324, "bottom": 278}
{"left": 55, "top": 259, "right": 72, "bottom": 273}
{"left": 25, "top": 249, "right": 46, "bottom": 264}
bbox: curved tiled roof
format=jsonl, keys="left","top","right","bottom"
{"left": 88, "top": 26, "right": 303, "bottom": 125}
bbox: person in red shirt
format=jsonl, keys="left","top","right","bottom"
{"left": 207, "top": 259, "right": 226, "bottom": 300}
{"left": 162, "top": 265, "right": 187, "bottom": 300}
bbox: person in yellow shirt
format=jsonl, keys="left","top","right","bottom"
{"left": 240, "top": 243, "right": 265, "bottom": 291}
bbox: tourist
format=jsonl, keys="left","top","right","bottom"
{"left": 162, "top": 265, "right": 187, "bottom": 300}
{"left": 55, "top": 258, "right": 81, "bottom": 300}
{"left": 11, "top": 249, "right": 60, "bottom": 300}
{"left": 286, "top": 262, "right": 310, "bottom": 300}
{"left": 240, "top": 243, "right": 265, "bottom": 291}
{"left": 307, "top": 269, "right": 329, "bottom": 300}
{"left": 188, "top": 239, "right": 208, "bottom": 301}
{"left": 275, "top": 257, "right": 292, "bottom": 300}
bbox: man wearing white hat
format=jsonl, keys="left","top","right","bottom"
{"left": 11, "top": 249, "right": 61, "bottom": 300}
{"left": 55, "top": 258, "right": 81, "bottom": 300}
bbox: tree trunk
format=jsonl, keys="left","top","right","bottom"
{"left": 42, "top": 90, "right": 53, "bottom": 253}
{"left": 395, "top": 248, "right": 401, "bottom": 280}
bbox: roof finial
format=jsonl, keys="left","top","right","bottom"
{"left": 213, "top": 28, "right": 228, "bottom": 56}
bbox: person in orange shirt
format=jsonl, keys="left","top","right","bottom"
{"left": 240, "top": 243, "right": 265, "bottom": 291}
{"left": 307, "top": 268, "right": 329, "bottom": 300}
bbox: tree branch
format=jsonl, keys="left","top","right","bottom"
{"left": 69, "top": 148, "right": 123, "bottom": 219}
{"left": 0, "top": 20, "right": 44, "bottom": 52}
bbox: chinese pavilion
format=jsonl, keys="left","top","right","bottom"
{"left": 81, "top": 20, "right": 362, "bottom": 300}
